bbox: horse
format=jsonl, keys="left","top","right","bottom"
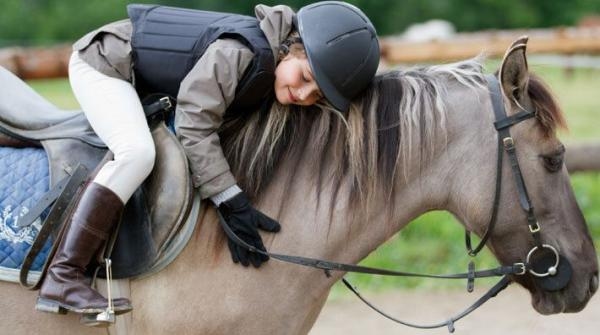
{"left": 0, "top": 37, "right": 597, "bottom": 334}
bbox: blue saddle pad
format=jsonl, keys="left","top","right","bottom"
{"left": 0, "top": 146, "right": 52, "bottom": 276}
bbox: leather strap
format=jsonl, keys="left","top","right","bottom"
{"left": 19, "top": 164, "right": 89, "bottom": 289}
{"left": 465, "top": 75, "right": 538, "bottom": 256}
{"left": 486, "top": 75, "right": 542, "bottom": 247}
{"left": 494, "top": 110, "right": 534, "bottom": 130}
{"left": 217, "top": 210, "right": 525, "bottom": 280}
{"left": 342, "top": 275, "right": 511, "bottom": 333}
{"left": 218, "top": 209, "right": 523, "bottom": 333}
{"left": 465, "top": 113, "right": 504, "bottom": 256}
{"left": 17, "top": 174, "right": 72, "bottom": 227}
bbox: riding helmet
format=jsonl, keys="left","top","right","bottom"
{"left": 296, "top": 1, "right": 380, "bottom": 112}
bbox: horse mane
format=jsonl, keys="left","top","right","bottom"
{"left": 218, "top": 58, "right": 486, "bottom": 220}
{"left": 527, "top": 73, "right": 567, "bottom": 137}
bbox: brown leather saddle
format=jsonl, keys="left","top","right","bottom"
{"left": 0, "top": 66, "right": 200, "bottom": 282}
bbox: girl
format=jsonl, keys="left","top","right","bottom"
{"left": 36, "top": 1, "right": 380, "bottom": 318}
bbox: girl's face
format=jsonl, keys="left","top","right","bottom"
{"left": 274, "top": 54, "right": 323, "bottom": 106}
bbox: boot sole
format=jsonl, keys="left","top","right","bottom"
{"left": 35, "top": 297, "right": 133, "bottom": 315}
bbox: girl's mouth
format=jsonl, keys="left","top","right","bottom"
{"left": 288, "top": 88, "right": 298, "bottom": 103}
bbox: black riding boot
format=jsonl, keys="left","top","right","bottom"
{"left": 36, "top": 182, "right": 132, "bottom": 315}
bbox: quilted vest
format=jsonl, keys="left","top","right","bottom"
{"left": 127, "top": 4, "right": 275, "bottom": 115}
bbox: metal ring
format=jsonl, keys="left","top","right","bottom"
{"left": 526, "top": 244, "right": 560, "bottom": 277}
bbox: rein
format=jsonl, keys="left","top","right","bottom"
{"left": 218, "top": 74, "right": 571, "bottom": 333}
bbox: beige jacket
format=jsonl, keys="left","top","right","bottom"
{"left": 72, "top": 5, "right": 295, "bottom": 199}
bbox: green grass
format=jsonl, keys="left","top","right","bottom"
{"left": 27, "top": 78, "right": 79, "bottom": 110}
{"left": 25, "top": 66, "right": 600, "bottom": 296}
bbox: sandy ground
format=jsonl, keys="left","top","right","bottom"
{"left": 309, "top": 285, "right": 600, "bottom": 335}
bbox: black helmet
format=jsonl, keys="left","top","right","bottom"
{"left": 297, "top": 1, "right": 380, "bottom": 112}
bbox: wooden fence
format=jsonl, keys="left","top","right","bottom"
{"left": 0, "top": 45, "right": 71, "bottom": 79}
{"left": 2, "top": 26, "right": 600, "bottom": 78}
{"left": 380, "top": 26, "right": 600, "bottom": 63}
{"left": 566, "top": 143, "right": 600, "bottom": 173}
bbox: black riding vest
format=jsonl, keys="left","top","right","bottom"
{"left": 127, "top": 4, "right": 275, "bottom": 115}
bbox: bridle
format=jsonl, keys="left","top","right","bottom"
{"left": 218, "top": 74, "right": 572, "bottom": 333}
{"left": 466, "top": 74, "right": 571, "bottom": 293}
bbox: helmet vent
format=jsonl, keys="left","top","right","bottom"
{"left": 326, "top": 27, "right": 369, "bottom": 45}
{"left": 341, "top": 42, "right": 376, "bottom": 87}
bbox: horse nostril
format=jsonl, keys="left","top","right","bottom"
{"left": 591, "top": 272, "right": 599, "bottom": 294}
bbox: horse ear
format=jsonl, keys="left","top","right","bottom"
{"left": 499, "top": 35, "right": 530, "bottom": 111}
{"left": 507, "top": 35, "right": 529, "bottom": 50}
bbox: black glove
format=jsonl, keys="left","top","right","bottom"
{"left": 217, "top": 192, "right": 281, "bottom": 268}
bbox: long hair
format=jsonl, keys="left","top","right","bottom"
{"left": 219, "top": 58, "right": 566, "bottom": 223}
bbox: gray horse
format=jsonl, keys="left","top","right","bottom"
{"left": 0, "top": 37, "right": 597, "bottom": 334}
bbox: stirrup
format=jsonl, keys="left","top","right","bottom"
{"left": 81, "top": 310, "right": 115, "bottom": 327}
{"left": 81, "top": 258, "right": 116, "bottom": 327}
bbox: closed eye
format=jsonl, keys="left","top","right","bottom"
{"left": 541, "top": 145, "right": 565, "bottom": 173}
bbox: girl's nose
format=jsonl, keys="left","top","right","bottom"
{"left": 297, "top": 87, "right": 309, "bottom": 100}
{"left": 298, "top": 83, "right": 318, "bottom": 101}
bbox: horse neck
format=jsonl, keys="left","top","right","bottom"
{"left": 253, "top": 79, "right": 493, "bottom": 269}
{"left": 256, "top": 138, "right": 446, "bottom": 269}
{"left": 429, "top": 81, "right": 497, "bottom": 232}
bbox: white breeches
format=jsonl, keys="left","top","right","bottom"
{"left": 69, "top": 52, "right": 155, "bottom": 203}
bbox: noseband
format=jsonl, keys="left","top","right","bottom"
{"left": 218, "top": 74, "right": 572, "bottom": 333}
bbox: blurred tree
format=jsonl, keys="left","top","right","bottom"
{"left": 1, "top": 0, "right": 599, "bottom": 46}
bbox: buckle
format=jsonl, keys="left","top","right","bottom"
{"left": 529, "top": 221, "right": 541, "bottom": 233}
{"left": 514, "top": 263, "right": 526, "bottom": 275}
{"left": 159, "top": 96, "right": 173, "bottom": 111}
{"left": 502, "top": 137, "right": 514, "bottom": 148}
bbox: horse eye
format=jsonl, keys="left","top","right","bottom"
{"left": 542, "top": 154, "right": 563, "bottom": 173}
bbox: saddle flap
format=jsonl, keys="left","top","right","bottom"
{"left": 107, "top": 122, "right": 194, "bottom": 279}
{"left": 143, "top": 123, "right": 194, "bottom": 254}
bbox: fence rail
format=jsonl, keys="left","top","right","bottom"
{"left": 381, "top": 26, "right": 600, "bottom": 63}
{"left": 566, "top": 143, "right": 600, "bottom": 173}
{"left": 2, "top": 26, "right": 600, "bottom": 79}
{"left": 0, "top": 44, "right": 71, "bottom": 79}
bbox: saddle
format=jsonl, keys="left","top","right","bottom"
{"left": 0, "top": 66, "right": 201, "bottom": 283}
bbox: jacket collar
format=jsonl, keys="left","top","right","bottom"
{"left": 254, "top": 4, "right": 296, "bottom": 62}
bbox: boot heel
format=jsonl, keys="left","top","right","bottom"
{"left": 35, "top": 297, "right": 68, "bottom": 315}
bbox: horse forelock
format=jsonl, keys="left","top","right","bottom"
{"left": 527, "top": 74, "right": 567, "bottom": 137}
{"left": 219, "top": 58, "right": 486, "bottom": 222}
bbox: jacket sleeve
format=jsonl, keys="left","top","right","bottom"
{"left": 174, "top": 38, "right": 254, "bottom": 199}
